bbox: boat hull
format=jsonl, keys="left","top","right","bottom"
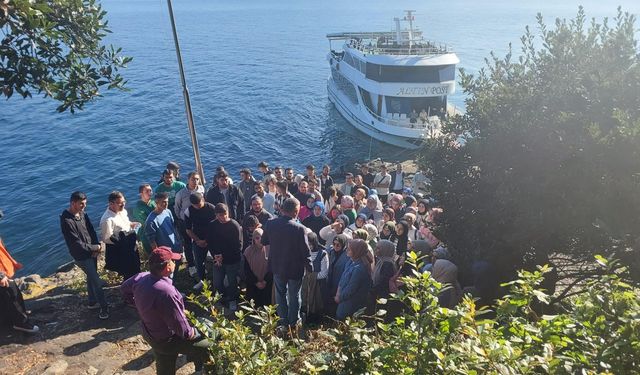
{"left": 327, "top": 78, "right": 425, "bottom": 150}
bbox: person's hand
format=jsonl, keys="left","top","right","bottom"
{"left": 196, "top": 239, "right": 207, "bottom": 247}
{"left": 334, "top": 295, "right": 339, "bottom": 303}
{"left": 214, "top": 255, "right": 223, "bottom": 267}
{"left": 0, "top": 276, "right": 9, "bottom": 288}
{"left": 190, "top": 329, "right": 202, "bottom": 341}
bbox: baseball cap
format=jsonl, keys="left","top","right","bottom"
{"left": 149, "top": 246, "right": 182, "bottom": 264}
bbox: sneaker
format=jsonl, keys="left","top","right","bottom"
{"left": 228, "top": 301, "right": 238, "bottom": 311}
{"left": 188, "top": 266, "right": 198, "bottom": 278}
{"left": 99, "top": 307, "right": 110, "bottom": 320}
{"left": 87, "top": 302, "right": 100, "bottom": 310}
{"left": 13, "top": 323, "right": 40, "bottom": 334}
{"left": 192, "top": 281, "right": 204, "bottom": 291}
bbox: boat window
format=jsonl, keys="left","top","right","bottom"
{"left": 365, "top": 63, "right": 456, "bottom": 83}
{"left": 385, "top": 96, "right": 446, "bottom": 117}
{"left": 343, "top": 53, "right": 355, "bottom": 67}
{"left": 332, "top": 68, "right": 359, "bottom": 104}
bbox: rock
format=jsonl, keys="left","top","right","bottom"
{"left": 86, "top": 365, "right": 99, "bottom": 375}
{"left": 43, "top": 360, "right": 68, "bottom": 375}
{"left": 24, "top": 274, "right": 43, "bottom": 284}
{"left": 56, "top": 261, "right": 76, "bottom": 273}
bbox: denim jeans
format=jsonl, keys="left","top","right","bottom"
{"left": 273, "top": 274, "right": 303, "bottom": 327}
{"left": 212, "top": 261, "right": 241, "bottom": 302}
{"left": 75, "top": 257, "right": 107, "bottom": 308}
{"left": 193, "top": 245, "right": 209, "bottom": 281}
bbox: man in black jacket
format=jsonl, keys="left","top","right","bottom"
{"left": 60, "top": 191, "right": 109, "bottom": 320}
{"left": 242, "top": 196, "right": 273, "bottom": 244}
{"left": 206, "top": 170, "right": 244, "bottom": 221}
{"left": 389, "top": 163, "right": 406, "bottom": 194}
{"left": 207, "top": 203, "right": 243, "bottom": 311}
{"left": 261, "top": 197, "right": 311, "bottom": 330}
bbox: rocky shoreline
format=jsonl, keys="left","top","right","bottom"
{"left": 0, "top": 158, "right": 420, "bottom": 374}
{"left": 0, "top": 262, "right": 197, "bottom": 375}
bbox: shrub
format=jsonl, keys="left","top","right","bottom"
{"left": 188, "top": 255, "right": 640, "bottom": 374}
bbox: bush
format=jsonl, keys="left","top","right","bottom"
{"left": 188, "top": 255, "right": 640, "bottom": 374}
{"left": 418, "top": 7, "right": 640, "bottom": 289}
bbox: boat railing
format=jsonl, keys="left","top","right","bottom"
{"left": 347, "top": 40, "right": 453, "bottom": 56}
{"left": 364, "top": 106, "right": 442, "bottom": 134}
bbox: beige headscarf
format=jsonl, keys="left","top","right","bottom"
{"left": 431, "top": 259, "right": 462, "bottom": 306}
{"left": 244, "top": 228, "right": 269, "bottom": 281}
{"left": 348, "top": 239, "right": 373, "bottom": 275}
{"left": 373, "top": 240, "right": 397, "bottom": 285}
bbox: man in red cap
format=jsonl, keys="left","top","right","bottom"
{"left": 121, "top": 246, "right": 207, "bottom": 374}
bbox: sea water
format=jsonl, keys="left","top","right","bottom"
{"left": 1, "top": 0, "right": 637, "bottom": 276}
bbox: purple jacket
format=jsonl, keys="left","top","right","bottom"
{"left": 121, "top": 272, "right": 194, "bottom": 341}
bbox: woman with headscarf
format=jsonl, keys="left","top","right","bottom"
{"left": 302, "top": 201, "right": 331, "bottom": 245}
{"left": 243, "top": 228, "right": 272, "bottom": 307}
{"left": 352, "top": 228, "right": 375, "bottom": 268}
{"left": 394, "top": 220, "right": 410, "bottom": 257}
{"left": 335, "top": 239, "right": 372, "bottom": 320}
{"left": 363, "top": 223, "right": 379, "bottom": 250}
{"left": 416, "top": 202, "right": 441, "bottom": 248}
{"left": 326, "top": 234, "right": 351, "bottom": 317}
{"left": 378, "top": 208, "right": 396, "bottom": 232}
{"left": 340, "top": 195, "right": 357, "bottom": 225}
{"left": 301, "top": 232, "right": 328, "bottom": 322}
{"left": 324, "top": 186, "right": 339, "bottom": 213}
{"left": 298, "top": 194, "right": 315, "bottom": 222}
{"left": 348, "top": 213, "right": 368, "bottom": 232}
{"left": 380, "top": 221, "right": 396, "bottom": 241}
{"left": 319, "top": 214, "right": 352, "bottom": 245}
{"left": 371, "top": 240, "right": 397, "bottom": 301}
{"left": 431, "top": 257, "right": 463, "bottom": 309}
{"left": 416, "top": 199, "right": 431, "bottom": 230}
{"left": 402, "top": 213, "right": 418, "bottom": 241}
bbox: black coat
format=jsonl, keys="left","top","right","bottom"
{"left": 205, "top": 184, "right": 244, "bottom": 220}
{"left": 390, "top": 171, "right": 406, "bottom": 192}
{"left": 105, "top": 231, "right": 140, "bottom": 279}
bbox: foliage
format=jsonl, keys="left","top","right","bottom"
{"left": 1, "top": 0, "right": 132, "bottom": 112}
{"left": 188, "top": 282, "right": 300, "bottom": 375}
{"left": 188, "top": 255, "right": 640, "bottom": 374}
{"left": 419, "top": 7, "right": 640, "bottom": 287}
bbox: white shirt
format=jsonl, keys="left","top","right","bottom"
{"left": 174, "top": 185, "right": 205, "bottom": 221}
{"left": 393, "top": 171, "right": 404, "bottom": 190}
{"left": 100, "top": 209, "right": 132, "bottom": 244}
{"left": 373, "top": 172, "right": 391, "bottom": 195}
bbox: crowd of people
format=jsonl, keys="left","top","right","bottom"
{"left": 1, "top": 160, "right": 463, "bottom": 375}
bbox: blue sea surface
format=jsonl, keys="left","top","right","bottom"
{"left": 1, "top": 0, "right": 637, "bottom": 276}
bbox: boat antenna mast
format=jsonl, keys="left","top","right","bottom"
{"left": 166, "top": 0, "right": 206, "bottom": 184}
{"left": 404, "top": 10, "right": 416, "bottom": 50}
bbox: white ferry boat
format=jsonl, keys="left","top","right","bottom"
{"left": 327, "top": 11, "right": 460, "bottom": 149}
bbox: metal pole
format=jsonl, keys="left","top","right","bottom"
{"left": 166, "top": 0, "right": 206, "bottom": 184}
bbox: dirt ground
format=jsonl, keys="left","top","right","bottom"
{"left": 0, "top": 267, "right": 199, "bottom": 375}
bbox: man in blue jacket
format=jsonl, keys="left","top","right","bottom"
{"left": 261, "top": 197, "right": 311, "bottom": 331}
